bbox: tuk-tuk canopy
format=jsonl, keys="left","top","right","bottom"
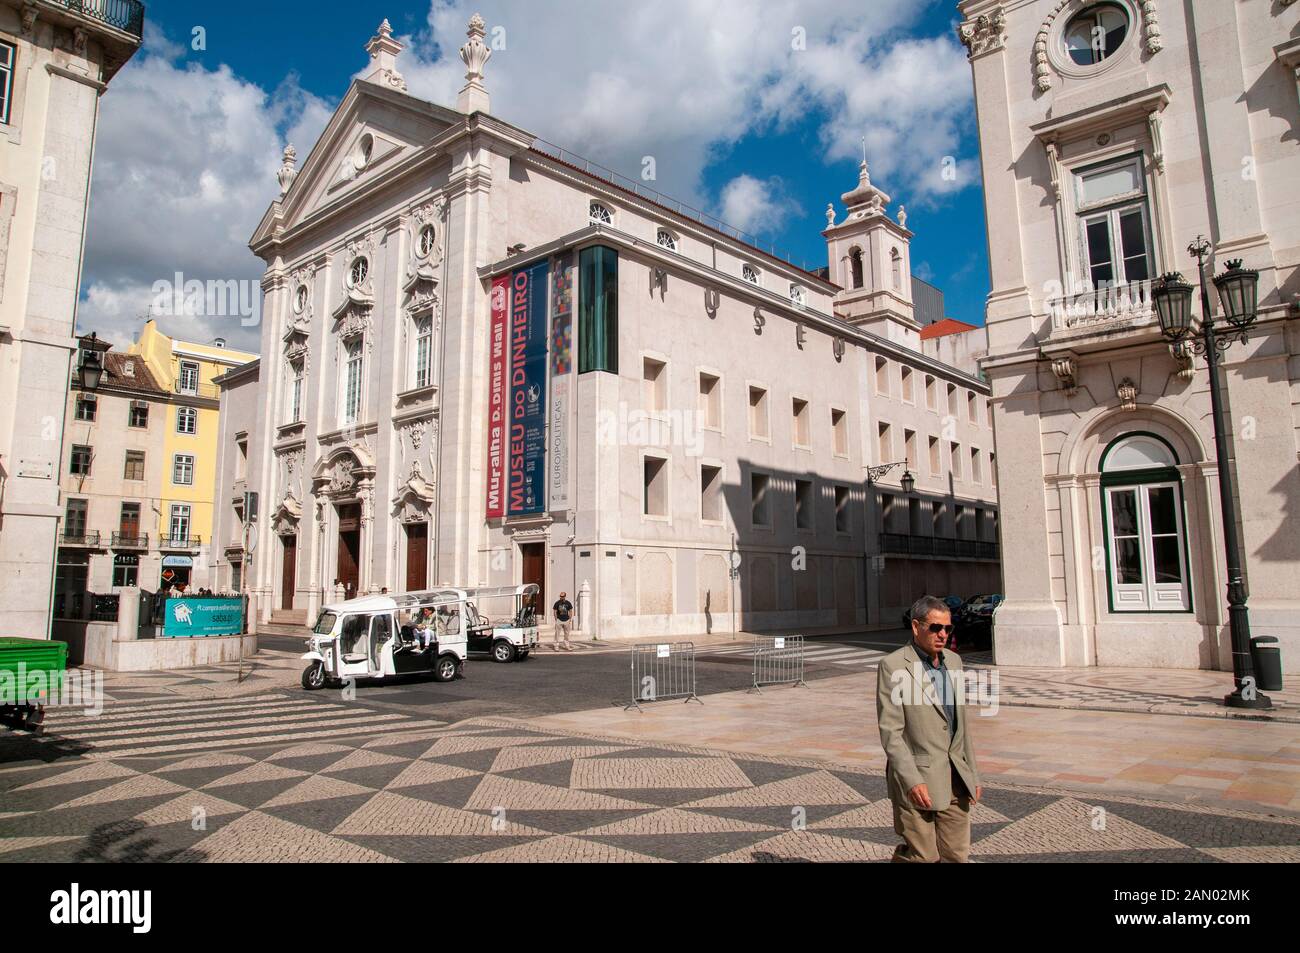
{"left": 319, "top": 588, "right": 471, "bottom": 615}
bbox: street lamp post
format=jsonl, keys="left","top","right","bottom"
{"left": 1152, "top": 236, "right": 1269, "bottom": 710}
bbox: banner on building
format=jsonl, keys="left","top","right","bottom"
{"left": 486, "top": 275, "right": 510, "bottom": 519}
{"left": 162, "top": 597, "right": 244, "bottom": 638}
{"left": 508, "top": 260, "right": 550, "bottom": 515}
{"left": 548, "top": 254, "right": 574, "bottom": 512}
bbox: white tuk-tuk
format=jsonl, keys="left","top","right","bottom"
{"left": 301, "top": 589, "right": 471, "bottom": 690}
{"left": 462, "top": 583, "right": 541, "bottom": 662}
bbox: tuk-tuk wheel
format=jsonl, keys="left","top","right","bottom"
{"left": 492, "top": 639, "right": 517, "bottom": 663}
{"left": 302, "top": 661, "right": 327, "bottom": 690}
{"left": 434, "top": 655, "right": 459, "bottom": 682}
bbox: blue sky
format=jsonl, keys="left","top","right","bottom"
{"left": 79, "top": 0, "right": 990, "bottom": 350}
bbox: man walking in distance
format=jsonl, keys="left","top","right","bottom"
{"left": 551, "top": 591, "right": 575, "bottom": 651}
{"left": 877, "top": 595, "right": 982, "bottom": 862}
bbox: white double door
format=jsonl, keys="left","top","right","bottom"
{"left": 1105, "top": 481, "right": 1189, "bottom": 612}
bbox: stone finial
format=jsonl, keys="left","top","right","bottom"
{"left": 840, "top": 156, "right": 891, "bottom": 219}
{"left": 458, "top": 13, "right": 492, "bottom": 113}
{"left": 277, "top": 144, "right": 298, "bottom": 195}
{"left": 825, "top": 203, "right": 836, "bottom": 227}
{"left": 365, "top": 17, "right": 407, "bottom": 92}
{"left": 897, "top": 204, "right": 907, "bottom": 229}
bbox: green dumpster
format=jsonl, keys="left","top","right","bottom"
{"left": 0, "top": 637, "right": 68, "bottom": 734}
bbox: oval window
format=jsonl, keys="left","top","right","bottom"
{"left": 1064, "top": 3, "right": 1129, "bottom": 66}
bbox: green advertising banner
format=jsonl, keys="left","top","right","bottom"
{"left": 161, "top": 598, "right": 244, "bottom": 638}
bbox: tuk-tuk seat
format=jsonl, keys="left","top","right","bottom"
{"left": 342, "top": 653, "right": 368, "bottom": 665}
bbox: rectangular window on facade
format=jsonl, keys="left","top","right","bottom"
{"left": 901, "top": 366, "right": 914, "bottom": 403}
{"left": 237, "top": 437, "right": 248, "bottom": 479}
{"left": 579, "top": 245, "right": 618, "bottom": 374}
{"left": 875, "top": 357, "right": 889, "bottom": 395}
{"left": 289, "top": 360, "right": 304, "bottom": 423}
{"left": 950, "top": 441, "right": 962, "bottom": 481}
{"left": 643, "top": 357, "right": 667, "bottom": 412}
{"left": 955, "top": 504, "right": 968, "bottom": 539}
{"left": 904, "top": 429, "right": 917, "bottom": 469}
{"left": 124, "top": 450, "right": 146, "bottom": 481}
{"left": 877, "top": 421, "right": 892, "bottom": 463}
{"left": 834, "top": 485, "right": 851, "bottom": 533}
{"left": 643, "top": 455, "right": 668, "bottom": 517}
{"left": 831, "top": 408, "right": 847, "bottom": 456}
{"left": 750, "top": 471, "right": 770, "bottom": 527}
{"left": 925, "top": 375, "right": 936, "bottom": 410}
{"left": 928, "top": 435, "right": 940, "bottom": 476}
{"left": 791, "top": 398, "right": 810, "bottom": 448}
{"left": 344, "top": 339, "right": 363, "bottom": 424}
{"left": 169, "top": 504, "right": 191, "bottom": 543}
{"left": 64, "top": 498, "right": 88, "bottom": 539}
{"left": 173, "top": 453, "right": 194, "bottom": 486}
{"left": 176, "top": 406, "right": 197, "bottom": 435}
{"left": 880, "top": 492, "right": 896, "bottom": 533}
{"left": 932, "top": 500, "right": 945, "bottom": 537}
{"left": 795, "top": 479, "right": 814, "bottom": 530}
{"left": 990, "top": 451, "right": 997, "bottom": 487}
{"left": 179, "top": 361, "right": 199, "bottom": 394}
{"left": 119, "top": 502, "right": 141, "bottom": 537}
{"left": 0, "top": 42, "right": 14, "bottom": 125}
{"left": 947, "top": 384, "right": 958, "bottom": 416}
{"left": 414, "top": 316, "right": 433, "bottom": 388}
{"left": 70, "top": 444, "right": 92, "bottom": 476}
{"left": 112, "top": 560, "right": 138, "bottom": 588}
{"left": 748, "top": 386, "right": 769, "bottom": 439}
{"left": 75, "top": 395, "right": 96, "bottom": 422}
{"left": 971, "top": 447, "right": 982, "bottom": 483}
{"left": 699, "top": 372, "right": 721, "bottom": 429}
{"left": 700, "top": 463, "right": 723, "bottom": 522}
{"left": 968, "top": 391, "right": 977, "bottom": 423}
{"left": 128, "top": 401, "right": 149, "bottom": 428}
{"left": 1076, "top": 157, "right": 1151, "bottom": 288}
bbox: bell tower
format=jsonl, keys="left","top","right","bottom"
{"left": 823, "top": 154, "right": 919, "bottom": 350}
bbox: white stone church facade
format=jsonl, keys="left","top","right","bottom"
{"left": 212, "top": 17, "right": 1000, "bottom": 637}
{"left": 959, "top": 0, "right": 1300, "bottom": 671}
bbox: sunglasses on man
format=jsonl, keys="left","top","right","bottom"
{"left": 921, "top": 623, "right": 955, "bottom": 634}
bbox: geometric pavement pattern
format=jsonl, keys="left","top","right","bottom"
{"left": 3, "top": 709, "right": 1299, "bottom": 863}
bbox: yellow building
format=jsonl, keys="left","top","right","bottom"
{"left": 126, "top": 321, "right": 256, "bottom": 589}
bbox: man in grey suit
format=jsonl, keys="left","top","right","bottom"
{"left": 877, "top": 594, "right": 983, "bottom": 862}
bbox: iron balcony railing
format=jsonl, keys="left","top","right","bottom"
{"left": 879, "top": 532, "right": 999, "bottom": 561}
{"left": 47, "top": 1, "right": 145, "bottom": 40}
{"left": 60, "top": 530, "right": 101, "bottom": 546}
{"left": 160, "top": 535, "right": 202, "bottom": 550}
{"left": 174, "top": 379, "right": 219, "bottom": 399}
{"left": 111, "top": 531, "right": 148, "bottom": 548}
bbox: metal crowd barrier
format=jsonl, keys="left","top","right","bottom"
{"left": 625, "top": 642, "right": 702, "bottom": 711}
{"left": 750, "top": 635, "right": 808, "bottom": 692}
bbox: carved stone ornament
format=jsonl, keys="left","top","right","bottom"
{"left": 1051, "top": 356, "right": 1078, "bottom": 394}
{"left": 1117, "top": 377, "right": 1138, "bottom": 411}
{"left": 957, "top": 5, "right": 1007, "bottom": 58}
{"left": 285, "top": 263, "right": 314, "bottom": 337}
{"left": 704, "top": 288, "right": 720, "bottom": 318}
{"left": 278, "top": 144, "right": 298, "bottom": 196}
{"left": 366, "top": 18, "right": 408, "bottom": 92}
{"left": 391, "top": 463, "right": 436, "bottom": 523}
{"left": 832, "top": 337, "right": 845, "bottom": 363}
{"left": 21, "top": 3, "right": 37, "bottom": 38}
{"left": 1169, "top": 341, "right": 1195, "bottom": 382}
{"left": 460, "top": 13, "right": 491, "bottom": 87}
{"left": 272, "top": 494, "right": 302, "bottom": 536}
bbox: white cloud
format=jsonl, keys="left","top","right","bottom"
{"left": 78, "top": 32, "right": 332, "bottom": 351}
{"left": 717, "top": 175, "right": 798, "bottom": 236}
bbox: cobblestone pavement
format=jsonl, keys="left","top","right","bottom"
{"left": 2, "top": 705, "right": 1298, "bottom": 862}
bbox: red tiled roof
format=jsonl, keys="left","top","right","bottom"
{"left": 101, "top": 353, "right": 167, "bottom": 395}
{"left": 919, "top": 318, "right": 979, "bottom": 340}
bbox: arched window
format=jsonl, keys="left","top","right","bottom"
{"left": 849, "top": 248, "right": 864, "bottom": 289}
{"left": 1100, "top": 433, "right": 1189, "bottom": 612}
{"left": 589, "top": 202, "right": 612, "bottom": 225}
{"left": 656, "top": 228, "right": 678, "bottom": 251}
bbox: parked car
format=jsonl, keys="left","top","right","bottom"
{"left": 956, "top": 594, "right": 1003, "bottom": 650}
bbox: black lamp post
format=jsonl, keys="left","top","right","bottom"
{"left": 1151, "top": 236, "right": 1268, "bottom": 710}
{"left": 78, "top": 332, "right": 105, "bottom": 391}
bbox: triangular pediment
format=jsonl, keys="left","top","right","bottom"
{"left": 253, "top": 80, "right": 464, "bottom": 247}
